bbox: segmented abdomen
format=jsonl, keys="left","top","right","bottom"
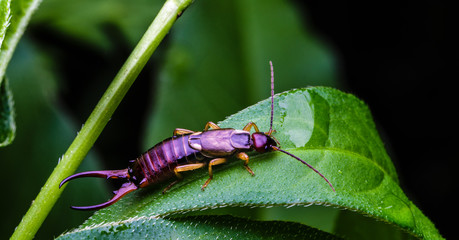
{"left": 128, "top": 134, "right": 203, "bottom": 187}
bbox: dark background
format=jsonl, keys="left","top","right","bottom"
{"left": 2, "top": 0, "right": 454, "bottom": 239}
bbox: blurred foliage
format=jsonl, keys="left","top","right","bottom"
{"left": 0, "top": 77, "right": 15, "bottom": 146}
{"left": 32, "top": 0, "right": 163, "bottom": 49}
{"left": 0, "top": 39, "right": 108, "bottom": 238}
{"left": 0, "top": 0, "right": 442, "bottom": 239}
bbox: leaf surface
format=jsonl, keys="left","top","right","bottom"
{"left": 58, "top": 88, "right": 441, "bottom": 239}
{"left": 0, "top": 0, "right": 11, "bottom": 48}
{"left": 59, "top": 215, "right": 340, "bottom": 239}
{"left": 0, "top": 77, "right": 14, "bottom": 146}
{"left": 0, "top": 0, "right": 13, "bottom": 147}
{"left": 0, "top": 0, "right": 41, "bottom": 84}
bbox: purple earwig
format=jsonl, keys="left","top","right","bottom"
{"left": 60, "top": 61, "right": 334, "bottom": 210}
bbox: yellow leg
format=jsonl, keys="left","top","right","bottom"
{"left": 204, "top": 121, "right": 220, "bottom": 131}
{"left": 201, "top": 158, "right": 227, "bottom": 190}
{"left": 173, "top": 128, "right": 195, "bottom": 136}
{"left": 236, "top": 152, "right": 254, "bottom": 176}
{"left": 162, "top": 163, "right": 206, "bottom": 194}
{"left": 242, "top": 122, "right": 260, "bottom": 132}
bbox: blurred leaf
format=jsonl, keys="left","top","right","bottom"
{"left": 58, "top": 215, "right": 340, "bottom": 239}
{"left": 0, "top": 77, "right": 14, "bottom": 146}
{"left": 32, "top": 0, "right": 163, "bottom": 48}
{"left": 143, "top": 0, "right": 338, "bottom": 149}
{"left": 58, "top": 88, "right": 440, "bottom": 239}
{"left": 334, "top": 210, "right": 416, "bottom": 240}
{"left": 0, "top": 39, "right": 108, "bottom": 239}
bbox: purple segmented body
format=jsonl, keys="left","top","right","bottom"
{"left": 128, "top": 134, "right": 205, "bottom": 188}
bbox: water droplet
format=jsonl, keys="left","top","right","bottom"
{"left": 278, "top": 92, "right": 314, "bottom": 147}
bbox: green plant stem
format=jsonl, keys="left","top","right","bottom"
{"left": 10, "top": 0, "right": 192, "bottom": 239}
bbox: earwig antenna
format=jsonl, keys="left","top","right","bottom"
{"left": 264, "top": 61, "right": 332, "bottom": 191}
{"left": 272, "top": 146, "right": 335, "bottom": 192}
{"left": 268, "top": 60, "right": 275, "bottom": 135}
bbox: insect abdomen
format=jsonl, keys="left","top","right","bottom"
{"left": 129, "top": 135, "right": 203, "bottom": 187}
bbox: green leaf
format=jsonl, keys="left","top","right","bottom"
{"left": 0, "top": 0, "right": 41, "bottom": 84}
{"left": 0, "top": 0, "right": 14, "bottom": 147}
{"left": 0, "top": 77, "right": 14, "bottom": 146}
{"left": 57, "top": 88, "right": 441, "bottom": 239}
{"left": 58, "top": 215, "right": 340, "bottom": 239}
{"left": 0, "top": 0, "right": 11, "bottom": 48}
{"left": 32, "top": 0, "right": 163, "bottom": 48}
{"left": 0, "top": 0, "right": 39, "bottom": 147}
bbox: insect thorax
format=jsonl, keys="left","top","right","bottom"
{"left": 189, "top": 129, "right": 251, "bottom": 157}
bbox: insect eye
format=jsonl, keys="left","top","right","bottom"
{"left": 267, "top": 136, "right": 277, "bottom": 148}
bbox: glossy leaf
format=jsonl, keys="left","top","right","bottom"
{"left": 59, "top": 215, "right": 340, "bottom": 239}
{"left": 57, "top": 88, "right": 441, "bottom": 239}
{"left": 0, "top": 77, "right": 14, "bottom": 146}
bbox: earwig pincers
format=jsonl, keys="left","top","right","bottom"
{"left": 59, "top": 61, "right": 335, "bottom": 211}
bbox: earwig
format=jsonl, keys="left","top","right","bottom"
{"left": 59, "top": 61, "right": 335, "bottom": 211}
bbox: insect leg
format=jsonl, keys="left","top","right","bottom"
{"left": 242, "top": 122, "right": 260, "bottom": 132}
{"left": 201, "top": 158, "right": 227, "bottom": 190}
{"left": 173, "top": 128, "right": 195, "bottom": 136}
{"left": 162, "top": 163, "right": 206, "bottom": 193}
{"left": 203, "top": 121, "right": 220, "bottom": 131}
{"left": 236, "top": 152, "right": 255, "bottom": 176}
